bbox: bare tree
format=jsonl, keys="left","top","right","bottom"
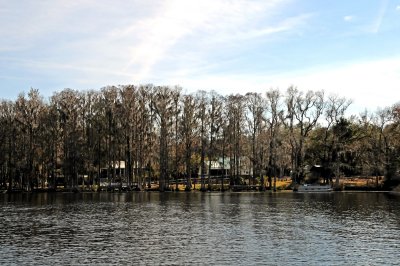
{"left": 145, "top": 85, "right": 157, "bottom": 189}
{"left": 181, "top": 94, "right": 198, "bottom": 191}
{"left": 100, "top": 87, "right": 121, "bottom": 188}
{"left": 226, "top": 94, "right": 245, "bottom": 186}
{"left": 245, "top": 92, "right": 265, "bottom": 187}
{"left": 171, "top": 87, "right": 182, "bottom": 190}
{"left": 195, "top": 91, "right": 209, "bottom": 191}
{"left": 0, "top": 100, "right": 17, "bottom": 191}
{"left": 136, "top": 86, "right": 154, "bottom": 190}
{"left": 14, "top": 89, "right": 45, "bottom": 191}
{"left": 321, "top": 95, "right": 352, "bottom": 183}
{"left": 265, "top": 89, "right": 284, "bottom": 191}
{"left": 284, "top": 87, "right": 325, "bottom": 183}
{"left": 51, "top": 89, "right": 85, "bottom": 190}
{"left": 370, "top": 107, "right": 395, "bottom": 186}
{"left": 119, "top": 85, "right": 137, "bottom": 188}
{"left": 40, "top": 100, "right": 60, "bottom": 190}
{"left": 207, "top": 92, "right": 224, "bottom": 190}
{"left": 152, "top": 86, "right": 176, "bottom": 191}
{"left": 4, "top": 84, "right": 400, "bottom": 193}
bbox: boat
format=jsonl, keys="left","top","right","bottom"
{"left": 294, "top": 184, "right": 333, "bottom": 192}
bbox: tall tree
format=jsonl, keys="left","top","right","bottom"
{"left": 152, "top": 86, "right": 175, "bottom": 191}
{"left": 207, "top": 92, "right": 224, "bottom": 190}
{"left": 100, "top": 87, "right": 121, "bottom": 187}
{"left": 53, "top": 89, "right": 86, "bottom": 190}
{"left": 181, "top": 94, "right": 198, "bottom": 191}
{"left": 226, "top": 94, "right": 245, "bottom": 186}
{"left": 171, "top": 87, "right": 182, "bottom": 190}
{"left": 119, "top": 85, "right": 137, "bottom": 188}
{"left": 40, "top": 101, "right": 60, "bottom": 189}
{"left": 265, "top": 89, "right": 284, "bottom": 190}
{"left": 284, "top": 87, "right": 325, "bottom": 183}
{"left": 304, "top": 95, "right": 352, "bottom": 183}
{"left": 195, "top": 91, "right": 209, "bottom": 191}
{"left": 371, "top": 107, "right": 398, "bottom": 187}
{"left": 0, "top": 100, "right": 17, "bottom": 191}
{"left": 81, "top": 90, "right": 102, "bottom": 188}
{"left": 14, "top": 89, "right": 45, "bottom": 191}
{"left": 245, "top": 92, "right": 265, "bottom": 187}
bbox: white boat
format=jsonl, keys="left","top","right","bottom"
{"left": 295, "top": 184, "right": 333, "bottom": 192}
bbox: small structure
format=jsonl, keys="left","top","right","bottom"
{"left": 200, "top": 157, "right": 253, "bottom": 178}
{"left": 305, "top": 165, "right": 325, "bottom": 184}
{"left": 202, "top": 159, "right": 230, "bottom": 178}
{"left": 295, "top": 183, "right": 333, "bottom": 192}
{"left": 100, "top": 161, "right": 126, "bottom": 186}
{"left": 99, "top": 161, "right": 148, "bottom": 190}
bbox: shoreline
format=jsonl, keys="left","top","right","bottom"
{"left": 1, "top": 176, "right": 393, "bottom": 194}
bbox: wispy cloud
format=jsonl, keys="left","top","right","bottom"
{"left": 2, "top": 0, "right": 398, "bottom": 113}
{"left": 1, "top": 0, "right": 306, "bottom": 86}
{"left": 4, "top": 58, "right": 132, "bottom": 78}
{"left": 134, "top": 11, "right": 313, "bottom": 90}
{"left": 124, "top": 0, "right": 305, "bottom": 82}
{"left": 370, "top": 0, "right": 389, "bottom": 33}
{"left": 221, "top": 13, "right": 311, "bottom": 41}
{"left": 173, "top": 57, "right": 400, "bottom": 114}
{"left": 343, "top": 15, "right": 354, "bottom": 22}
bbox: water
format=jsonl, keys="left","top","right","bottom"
{"left": 1, "top": 192, "right": 399, "bottom": 265}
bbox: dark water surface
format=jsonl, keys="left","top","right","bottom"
{"left": 1, "top": 192, "right": 399, "bottom": 265}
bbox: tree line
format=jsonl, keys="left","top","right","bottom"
{"left": 0, "top": 85, "right": 399, "bottom": 192}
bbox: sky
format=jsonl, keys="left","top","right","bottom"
{"left": 1, "top": 0, "right": 400, "bottom": 114}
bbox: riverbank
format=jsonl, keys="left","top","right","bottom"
{"left": 0, "top": 177, "right": 388, "bottom": 193}
{"left": 1, "top": 177, "right": 388, "bottom": 193}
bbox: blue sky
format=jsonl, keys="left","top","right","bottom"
{"left": 1, "top": 0, "right": 400, "bottom": 114}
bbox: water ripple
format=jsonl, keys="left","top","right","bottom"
{"left": 1, "top": 192, "right": 399, "bottom": 265}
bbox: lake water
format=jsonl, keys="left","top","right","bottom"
{"left": 1, "top": 191, "right": 399, "bottom": 265}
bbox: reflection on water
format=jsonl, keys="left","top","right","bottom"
{"left": 1, "top": 192, "right": 399, "bottom": 265}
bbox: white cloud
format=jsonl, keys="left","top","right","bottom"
{"left": 370, "top": 0, "right": 389, "bottom": 33}
{"left": 1, "top": 0, "right": 307, "bottom": 88}
{"left": 8, "top": 58, "right": 132, "bottom": 78}
{"left": 396, "top": 5, "right": 400, "bottom": 11}
{"left": 124, "top": 0, "right": 300, "bottom": 82}
{"left": 7, "top": 0, "right": 398, "bottom": 116}
{"left": 171, "top": 57, "right": 400, "bottom": 115}
{"left": 344, "top": 15, "right": 354, "bottom": 22}
{"left": 278, "top": 59, "right": 400, "bottom": 113}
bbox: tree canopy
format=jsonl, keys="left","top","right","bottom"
{"left": 1, "top": 85, "right": 399, "bottom": 191}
